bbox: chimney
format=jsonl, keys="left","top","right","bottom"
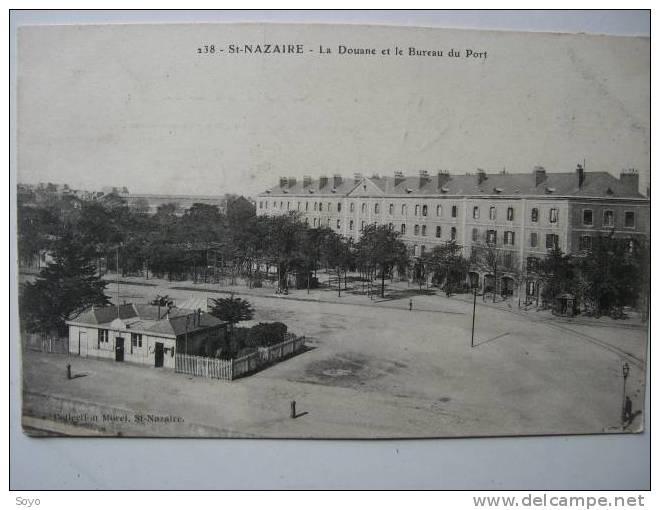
{"left": 419, "top": 170, "right": 430, "bottom": 188}
{"left": 436, "top": 171, "right": 450, "bottom": 189}
{"left": 319, "top": 175, "right": 329, "bottom": 188}
{"left": 353, "top": 173, "right": 362, "bottom": 184}
{"left": 477, "top": 168, "right": 487, "bottom": 185}
{"left": 288, "top": 177, "right": 297, "bottom": 188}
{"left": 620, "top": 169, "right": 639, "bottom": 194}
{"left": 303, "top": 175, "right": 312, "bottom": 188}
{"left": 533, "top": 166, "right": 546, "bottom": 187}
{"left": 394, "top": 171, "right": 405, "bottom": 187}
{"left": 333, "top": 174, "right": 343, "bottom": 188}
{"left": 576, "top": 163, "right": 585, "bottom": 189}
{"left": 279, "top": 176, "right": 288, "bottom": 188}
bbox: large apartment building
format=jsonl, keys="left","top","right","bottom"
{"left": 257, "top": 166, "right": 649, "bottom": 296}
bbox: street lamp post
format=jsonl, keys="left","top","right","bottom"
{"left": 621, "top": 361, "right": 630, "bottom": 425}
{"left": 471, "top": 285, "right": 477, "bottom": 348}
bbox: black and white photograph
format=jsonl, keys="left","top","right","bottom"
{"left": 14, "top": 18, "right": 650, "bottom": 442}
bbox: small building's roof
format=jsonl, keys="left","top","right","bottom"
{"left": 68, "top": 303, "right": 226, "bottom": 338}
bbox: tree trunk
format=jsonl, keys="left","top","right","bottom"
{"left": 493, "top": 268, "right": 497, "bottom": 303}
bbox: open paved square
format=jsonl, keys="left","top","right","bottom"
{"left": 22, "top": 277, "right": 647, "bottom": 438}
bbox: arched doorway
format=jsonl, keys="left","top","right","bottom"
{"left": 501, "top": 276, "right": 515, "bottom": 297}
{"left": 483, "top": 274, "right": 495, "bottom": 294}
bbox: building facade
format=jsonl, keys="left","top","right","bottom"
{"left": 257, "top": 166, "right": 649, "bottom": 297}
{"left": 67, "top": 304, "right": 227, "bottom": 369}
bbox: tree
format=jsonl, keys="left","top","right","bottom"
{"left": 16, "top": 204, "right": 59, "bottom": 268}
{"left": 356, "top": 224, "right": 409, "bottom": 298}
{"left": 226, "top": 196, "right": 256, "bottom": 225}
{"left": 538, "top": 241, "right": 576, "bottom": 308}
{"left": 472, "top": 233, "right": 519, "bottom": 302}
{"left": 19, "top": 230, "right": 110, "bottom": 335}
{"left": 319, "top": 230, "right": 352, "bottom": 296}
{"left": 423, "top": 240, "right": 469, "bottom": 296}
{"left": 264, "top": 212, "right": 306, "bottom": 292}
{"left": 208, "top": 293, "right": 255, "bottom": 336}
{"left": 578, "top": 234, "right": 645, "bottom": 317}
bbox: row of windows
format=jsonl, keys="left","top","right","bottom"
{"left": 260, "top": 201, "right": 344, "bottom": 213}
{"left": 583, "top": 209, "right": 635, "bottom": 228}
{"left": 577, "top": 235, "right": 637, "bottom": 251}
{"left": 261, "top": 199, "right": 563, "bottom": 225}
{"left": 96, "top": 329, "right": 143, "bottom": 351}
{"left": 473, "top": 206, "right": 515, "bottom": 221}
{"left": 307, "top": 215, "right": 564, "bottom": 251}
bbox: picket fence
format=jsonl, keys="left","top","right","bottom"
{"left": 24, "top": 333, "right": 69, "bottom": 355}
{"left": 257, "top": 335, "right": 307, "bottom": 364}
{"left": 174, "top": 354, "right": 234, "bottom": 380}
{"left": 174, "top": 335, "right": 306, "bottom": 381}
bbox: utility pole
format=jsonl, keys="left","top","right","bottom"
{"left": 116, "top": 245, "right": 120, "bottom": 317}
{"left": 471, "top": 286, "right": 477, "bottom": 348}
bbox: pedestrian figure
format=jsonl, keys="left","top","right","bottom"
{"left": 66, "top": 364, "right": 72, "bottom": 380}
{"left": 624, "top": 396, "right": 633, "bottom": 424}
{"left": 290, "top": 400, "right": 297, "bottom": 419}
{"left": 409, "top": 299, "right": 413, "bottom": 311}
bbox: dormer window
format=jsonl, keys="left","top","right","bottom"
{"left": 308, "top": 188, "right": 315, "bottom": 193}
{"left": 405, "top": 188, "right": 413, "bottom": 193}
{"left": 545, "top": 187, "right": 556, "bottom": 194}
{"left": 266, "top": 189, "right": 271, "bottom": 193}
{"left": 493, "top": 187, "right": 503, "bottom": 193}
{"left": 283, "top": 189, "right": 288, "bottom": 193}
{"left": 440, "top": 186, "right": 449, "bottom": 193}
{"left": 606, "top": 188, "right": 614, "bottom": 195}
{"left": 331, "top": 188, "right": 337, "bottom": 193}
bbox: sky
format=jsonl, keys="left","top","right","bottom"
{"left": 17, "top": 22, "right": 650, "bottom": 197}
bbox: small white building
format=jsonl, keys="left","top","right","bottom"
{"left": 67, "top": 304, "right": 228, "bottom": 369}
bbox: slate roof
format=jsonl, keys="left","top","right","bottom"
{"left": 70, "top": 304, "right": 226, "bottom": 337}
{"left": 259, "top": 170, "right": 646, "bottom": 199}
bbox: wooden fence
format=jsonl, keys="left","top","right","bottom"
{"left": 23, "top": 333, "right": 69, "bottom": 355}
{"left": 175, "top": 354, "right": 233, "bottom": 380}
{"left": 231, "top": 352, "right": 261, "bottom": 379}
{"left": 257, "top": 335, "right": 307, "bottom": 364}
{"left": 175, "top": 335, "right": 306, "bottom": 381}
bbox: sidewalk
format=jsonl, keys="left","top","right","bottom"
{"left": 450, "top": 292, "right": 647, "bottom": 331}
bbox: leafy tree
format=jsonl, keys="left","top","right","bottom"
{"left": 19, "top": 230, "right": 110, "bottom": 335}
{"left": 16, "top": 204, "right": 59, "bottom": 268}
{"left": 264, "top": 212, "right": 306, "bottom": 291}
{"left": 423, "top": 240, "right": 469, "bottom": 296}
{"left": 538, "top": 241, "right": 576, "bottom": 308}
{"left": 245, "top": 322, "right": 288, "bottom": 348}
{"left": 578, "top": 234, "right": 645, "bottom": 316}
{"left": 356, "top": 224, "right": 409, "bottom": 298}
{"left": 208, "top": 293, "right": 255, "bottom": 337}
{"left": 226, "top": 196, "right": 256, "bottom": 225}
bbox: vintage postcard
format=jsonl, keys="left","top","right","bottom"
{"left": 16, "top": 22, "right": 649, "bottom": 438}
